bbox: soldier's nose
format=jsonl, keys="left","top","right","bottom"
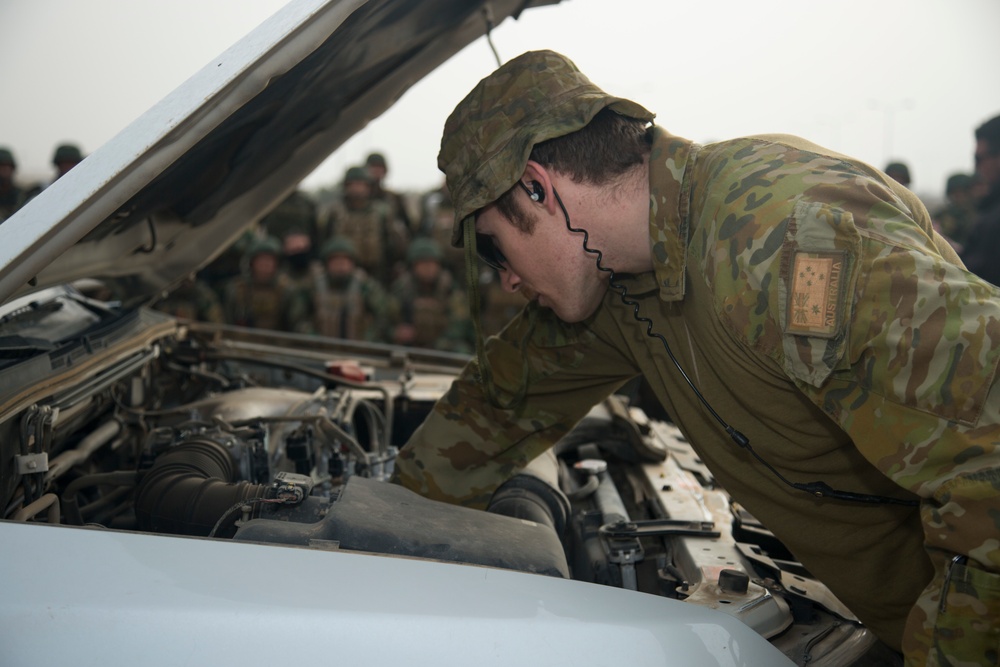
{"left": 500, "top": 268, "right": 521, "bottom": 293}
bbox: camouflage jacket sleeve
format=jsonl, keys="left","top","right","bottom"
{"left": 797, "top": 218, "right": 1000, "bottom": 667}
{"left": 392, "top": 301, "right": 637, "bottom": 508}
{"left": 695, "top": 136, "right": 1000, "bottom": 666}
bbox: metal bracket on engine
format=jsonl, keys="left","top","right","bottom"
{"left": 15, "top": 452, "right": 49, "bottom": 475}
{"left": 599, "top": 519, "right": 720, "bottom": 539}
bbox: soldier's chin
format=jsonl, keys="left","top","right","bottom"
{"left": 544, "top": 297, "right": 602, "bottom": 324}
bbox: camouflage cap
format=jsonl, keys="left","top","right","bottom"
{"left": 438, "top": 50, "right": 654, "bottom": 247}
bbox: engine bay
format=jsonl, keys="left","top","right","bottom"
{"left": 0, "top": 296, "right": 890, "bottom": 665}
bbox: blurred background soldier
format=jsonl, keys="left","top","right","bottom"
{"left": 198, "top": 228, "right": 256, "bottom": 303}
{"left": 365, "top": 151, "right": 414, "bottom": 234}
{"left": 884, "top": 160, "right": 912, "bottom": 188}
{"left": 222, "top": 236, "right": 296, "bottom": 331}
{"left": 321, "top": 166, "right": 409, "bottom": 286}
{"left": 478, "top": 267, "right": 528, "bottom": 337}
{"left": 418, "top": 180, "right": 466, "bottom": 276}
{"left": 932, "top": 172, "right": 977, "bottom": 251}
{"left": 52, "top": 143, "right": 84, "bottom": 181}
{"left": 259, "top": 189, "right": 321, "bottom": 255}
{"left": 278, "top": 226, "right": 321, "bottom": 292}
{"left": 298, "top": 236, "right": 389, "bottom": 341}
{"left": 389, "top": 237, "right": 473, "bottom": 353}
{"left": 151, "top": 276, "right": 224, "bottom": 323}
{"left": 961, "top": 113, "right": 1000, "bottom": 286}
{"left": 0, "top": 147, "right": 27, "bottom": 222}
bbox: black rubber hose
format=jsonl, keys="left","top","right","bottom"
{"left": 61, "top": 471, "right": 138, "bottom": 526}
{"left": 134, "top": 439, "right": 270, "bottom": 537}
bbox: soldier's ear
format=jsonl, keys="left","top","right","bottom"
{"left": 522, "top": 161, "right": 556, "bottom": 213}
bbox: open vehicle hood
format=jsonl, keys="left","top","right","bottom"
{"left": 0, "top": 4, "right": 890, "bottom": 664}
{"left": 0, "top": 0, "right": 554, "bottom": 307}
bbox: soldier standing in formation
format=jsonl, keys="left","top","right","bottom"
{"left": 932, "top": 173, "right": 976, "bottom": 251}
{"left": 321, "top": 166, "right": 409, "bottom": 286}
{"left": 221, "top": 236, "right": 297, "bottom": 331}
{"left": 388, "top": 237, "right": 473, "bottom": 353}
{"left": 366, "top": 151, "right": 414, "bottom": 234}
{"left": 151, "top": 277, "right": 224, "bottom": 323}
{"left": 295, "top": 236, "right": 389, "bottom": 341}
{"left": 960, "top": 114, "right": 1000, "bottom": 288}
{"left": 0, "top": 148, "right": 27, "bottom": 222}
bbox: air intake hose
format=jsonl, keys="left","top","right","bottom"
{"left": 135, "top": 439, "right": 270, "bottom": 537}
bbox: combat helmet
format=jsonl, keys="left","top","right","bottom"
{"left": 320, "top": 236, "right": 358, "bottom": 260}
{"left": 246, "top": 235, "right": 282, "bottom": 259}
{"left": 406, "top": 237, "right": 443, "bottom": 265}
{"left": 0, "top": 148, "right": 15, "bottom": 168}
{"left": 52, "top": 144, "right": 83, "bottom": 165}
{"left": 343, "top": 166, "right": 372, "bottom": 185}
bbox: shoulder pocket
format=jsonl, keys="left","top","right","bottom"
{"left": 777, "top": 200, "right": 861, "bottom": 387}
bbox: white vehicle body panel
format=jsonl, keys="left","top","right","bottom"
{"left": 0, "top": 521, "right": 793, "bottom": 666}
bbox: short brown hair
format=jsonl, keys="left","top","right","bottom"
{"left": 494, "top": 108, "right": 652, "bottom": 231}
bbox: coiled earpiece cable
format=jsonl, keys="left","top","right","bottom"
{"left": 542, "top": 184, "right": 917, "bottom": 507}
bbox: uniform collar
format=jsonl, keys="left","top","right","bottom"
{"left": 647, "top": 126, "right": 698, "bottom": 302}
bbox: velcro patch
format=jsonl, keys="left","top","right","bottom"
{"left": 786, "top": 251, "right": 846, "bottom": 338}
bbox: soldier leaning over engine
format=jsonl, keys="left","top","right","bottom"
{"left": 392, "top": 51, "right": 1000, "bottom": 666}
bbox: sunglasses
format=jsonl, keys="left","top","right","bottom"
{"left": 475, "top": 233, "right": 508, "bottom": 271}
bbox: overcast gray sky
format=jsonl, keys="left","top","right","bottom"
{"left": 2, "top": 0, "right": 998, "bottom": 202}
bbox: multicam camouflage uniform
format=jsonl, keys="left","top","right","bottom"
{"left": 392, "top": 50, "right": 1000, "bottom": 665}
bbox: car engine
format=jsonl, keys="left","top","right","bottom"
{"left": 0, "top": 293, "right": 894, "bottom": 666}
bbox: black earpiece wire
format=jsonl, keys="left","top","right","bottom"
{"left": 549, "top": 186, "right": 917, "bottom": 507}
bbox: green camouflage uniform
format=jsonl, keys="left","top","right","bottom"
{"left": 304, "top": 269, "right": 389, "bottom": 341}
{"left": 221, "top": 238, "right": 297, "bottom": 331}
{"left": 0, "top": 147, "right": 27, "bottom": 222}
{"left": 322, "top": 196, "right": 409, "bottom": 287}
{"left": 297, "top": 237, "right": 390, "bottom": 342}
{"left": 388, "top": 245, "right": 473, "bottom": 353}
{"left": 392, "top": 50, "right": 1000, "bottom": 665}
{"left": 152, "top": 278, "right": 224, "bottom": 323}
{"left": 478, "top": 269, "right": 527, "bottom": 336}
{"left": 419, "top": 185, "right": 467, "bottom": 276}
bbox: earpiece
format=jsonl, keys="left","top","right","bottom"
{"left": 527, "top": 181, "right": 544, "bottom": 202}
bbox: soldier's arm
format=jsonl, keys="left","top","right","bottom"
{"left": 392, "top": 302, "right": 638, "bottom": 509}
{"left": 791, "top": 225, "right": 1000, "bottom": 666}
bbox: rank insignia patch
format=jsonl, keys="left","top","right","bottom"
{"left": 786, "top": 250, "right": 846, "bottom": 338}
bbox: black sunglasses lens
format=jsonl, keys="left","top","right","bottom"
{"left": 476, "top": 234, "right": 506, "bottom": 270}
